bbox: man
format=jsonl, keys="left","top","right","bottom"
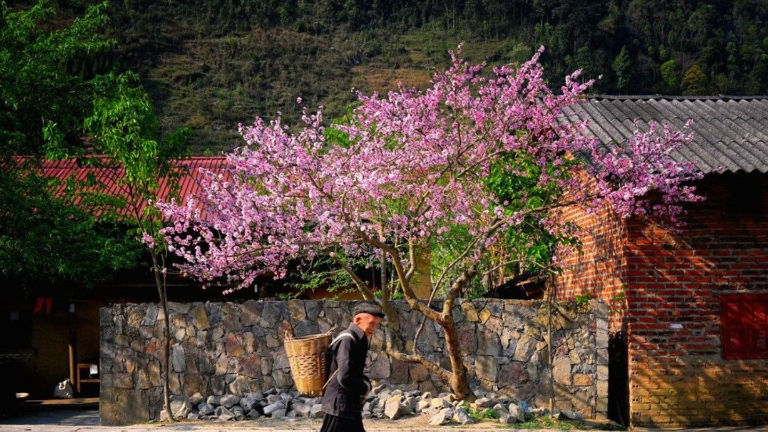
{"left": 320, "top": 302, "right": 384, "bottom": 432}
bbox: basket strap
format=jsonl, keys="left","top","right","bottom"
{"left": 330, "top": 331, "right": 354, "bottom": 347}
{"left": 323, "top": 331, "right": 355, "bottom": 391}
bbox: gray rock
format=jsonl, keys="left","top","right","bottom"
{"left": 293, "top": 403, "right": 312, "bottom": 417}
{"left": 187, "top": 413, "right": 199, "bottom": 420}
{"left": 239, "top": 396, "right": 259, "bottom": 411}
{"left": 403, "top": 396, "right": 418, "bottom": 411}
{"left": 492, "top": 403, "right": 509, "bottom": 418}
{"left": 261, "top": 302, "right": 282, "bottom": 327}
{"left": 475, "top": 397, "right": 495, "bottom": 408}
{"left": 263, "top": 401, "right": 286, "bottom": 415}
{"left": 500, "top": 414, "right": 517, "bottom": 424}
{"left": 453, "top": 407, "right": 474, "bottom": 425}
{"left": 197, "top": 402, "right": 214, "bottom": 416}
{"left": 189, "top": 392, "right": 204, "bottom": 406}
{"left": 558, "top": 410, "right": 584, "bottom": 421}
{"left": 169, "top": 396, "right": 192, "bottom": 418}
{"left": 310, "top": 404, "right": 325, "bottom": 418}
{"left": 429, "top": 408, "right": 453, "bottom": 426}
{"left": 430, "top": 397, "right": 451, "bottom": 409}
{"left": 384, "top": 396, "right": 407, "bottom": 420}
{"left": 170, "top": 344, "right": 186, "bottom": 372}
{"left": 266, "top": 394, "right": 281, "bottom": 404}
{"left": 215, "top": 406, "right": 235, "bottom": 421}
{"left": 220, "top": 394, "right": 240, "bottom": 408}
{"left": 416, "top": 399, "right": 431, "bottom": 412}
{"left": 271, "top": 408, "right": 287, "bottom": 420}
{"left": 368, "top": 355, "right": 391, "bottom": 379}
{"left": 246, "top": 409, "right": 261, "bottom": 419}
{"left": 508, "top": 403, "right": 526, "bottom": 422}
{"left": 206, "top": 395, "right": 221, "bottom": 406}
{"left": 248, "top": 390, "right": 266, "bottom": 401}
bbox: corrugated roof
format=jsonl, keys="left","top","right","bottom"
{"left": 564, "top": 96, "right": 768, "bottom": 174}
{"left": 34, "top": 156, "right": 228, "bottom": 221}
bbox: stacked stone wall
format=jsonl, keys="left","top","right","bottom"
{"left": 100, "top": 299, "right": 608, "bottom": 425}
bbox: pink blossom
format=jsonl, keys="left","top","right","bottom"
{"left": 157, "top": 46, "right": 702, "bottom": 292}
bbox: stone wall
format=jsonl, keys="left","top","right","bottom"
{"left": 100, "top": 299, "right": 608, "bottom": 425}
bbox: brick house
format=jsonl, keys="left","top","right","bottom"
{"left": 556, "top": 96, "right": 768, "bottom": 427}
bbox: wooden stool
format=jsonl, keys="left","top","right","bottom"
{"left": 75, "top": 363, "right": 99, "bottom": 393}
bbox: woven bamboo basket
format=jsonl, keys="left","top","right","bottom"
{"left": 283, "top": 332, "right": 332, "bottom": 396}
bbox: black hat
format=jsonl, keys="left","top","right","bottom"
{"left": 352, "top": 302, "right": 385, "bottom": 318}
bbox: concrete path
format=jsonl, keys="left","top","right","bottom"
{"left": 2, "top": 408, "right": 768, "bottom": 432}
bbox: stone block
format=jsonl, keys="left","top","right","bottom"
{"left": 100, "top": 388, "right": 150, "bottom": 425}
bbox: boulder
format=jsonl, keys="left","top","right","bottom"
{"left": 263, "top": 401, "right": 286, "bottom": 415}
{"left": 428, "top": 408, "right": 453, "bottom": 426}
{"left": 508, "top": 403, "right": 526, "bottom": 422}
{"left": 220, "top": 394, "right": 240, "bottom": 408}
{"left": 453, "top": 407, "right": 474, "bottom": 425}
{"left": 197, "top": 402, "right": 214, "bottom": 416}
{"left": 384, "top": 396, "right": 407, "bottom": 420}
{"left": 189, "top": 392, "right": 204, "bottom": 406}
{"left": 215, "top": 406, "right": 234, "bottom": 421}
{"left": 310, "top": 404, "right": 325, "bottom": 418}
{"left": 169, "top": 396, "right": 192, "bottom": 418}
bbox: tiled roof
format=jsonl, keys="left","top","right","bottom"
{"left": 562, "top": 96, "right": 768, "bottom": 174}
{"left": 36, "top": 156, "right": 228, "bottom": 220}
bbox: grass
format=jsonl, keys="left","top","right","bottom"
{"left": 513, "top": 413, "right": 626, "bottom": 430}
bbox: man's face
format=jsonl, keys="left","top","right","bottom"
{"left": 354, "top": 313, "right": 382, "bottom": 337}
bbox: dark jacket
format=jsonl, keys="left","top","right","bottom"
{"left": 321, "top": 323, "right": 372, "bottom": 419}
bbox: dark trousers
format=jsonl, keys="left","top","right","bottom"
{"left": 319, "top": 413, "right": 366, "bottom": 432}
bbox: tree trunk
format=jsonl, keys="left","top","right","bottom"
{"left": 152, "top": 252, "right": 174, "bottom": 422}
{"left": 442, "top": 316, "right": 475, "bottom": 401}
{"left": 410, "top": 246, "right": 432, "bottom": 299}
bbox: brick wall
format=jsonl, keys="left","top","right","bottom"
{"left": 626, "top": 173, "right": 768, "bottom": 427}
{"left": 555, "top": 202, "right": 628, "bottom": 333}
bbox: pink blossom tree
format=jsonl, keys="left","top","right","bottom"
{"left": 157, "top": 47, "right": 702, "bottom": 399}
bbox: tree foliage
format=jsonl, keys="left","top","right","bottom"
{"left": 0, "top": 0, "right": 143, "bottom": 287}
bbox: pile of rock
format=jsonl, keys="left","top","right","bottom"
{"left": 162, "top": 388, "right": 324, "bottom": 421}
{"left": 161, "top": 386, "right": 551, "bottom": 426}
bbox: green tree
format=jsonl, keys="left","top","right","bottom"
{"left": 660, "top": 59, "right": 679, "bottom": 90}
{"left": 84, "top": 72, "right": 192, "bottom": 423}
{"left": 681, "top": 64, "right": 708, "bottom": 95}
{"left": 0, "top": 0, "right": 140, "bottom": 287}
{"left": 612, "top": 45, "right": 633, "bottom": 92}
{"left": 2, "top": 1, "right": 191, "bottom": 417}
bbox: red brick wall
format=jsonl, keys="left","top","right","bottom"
{"left": 626, "top": 173, "right": 768, "bottom": 427}
{"left": 555, "top": 202, "right": 628, "bottom": 333}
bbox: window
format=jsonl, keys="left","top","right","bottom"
{"left": 721, "top": 294, "right": 768, "bottom": 360}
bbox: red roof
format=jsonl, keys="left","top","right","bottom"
{"left": 33, "top": 156, "right": 229, "bottom": 221}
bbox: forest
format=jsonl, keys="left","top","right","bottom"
{"left": 7, "top": 0, "right": 768, "bottom": 151}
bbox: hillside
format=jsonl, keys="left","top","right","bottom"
{"left": 10, "top": 0, "right": 768, "bottom": 152}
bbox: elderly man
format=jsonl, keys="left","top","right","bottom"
{"left": 320, "top": 302, "right": 384, "bottom": 432}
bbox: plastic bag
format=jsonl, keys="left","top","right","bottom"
{"left": 53, "top": 379, "right": 73, "bottom": 398}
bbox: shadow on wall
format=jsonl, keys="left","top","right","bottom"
{"left": 626, "top": 173, "right": 768, "bottom": 427}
